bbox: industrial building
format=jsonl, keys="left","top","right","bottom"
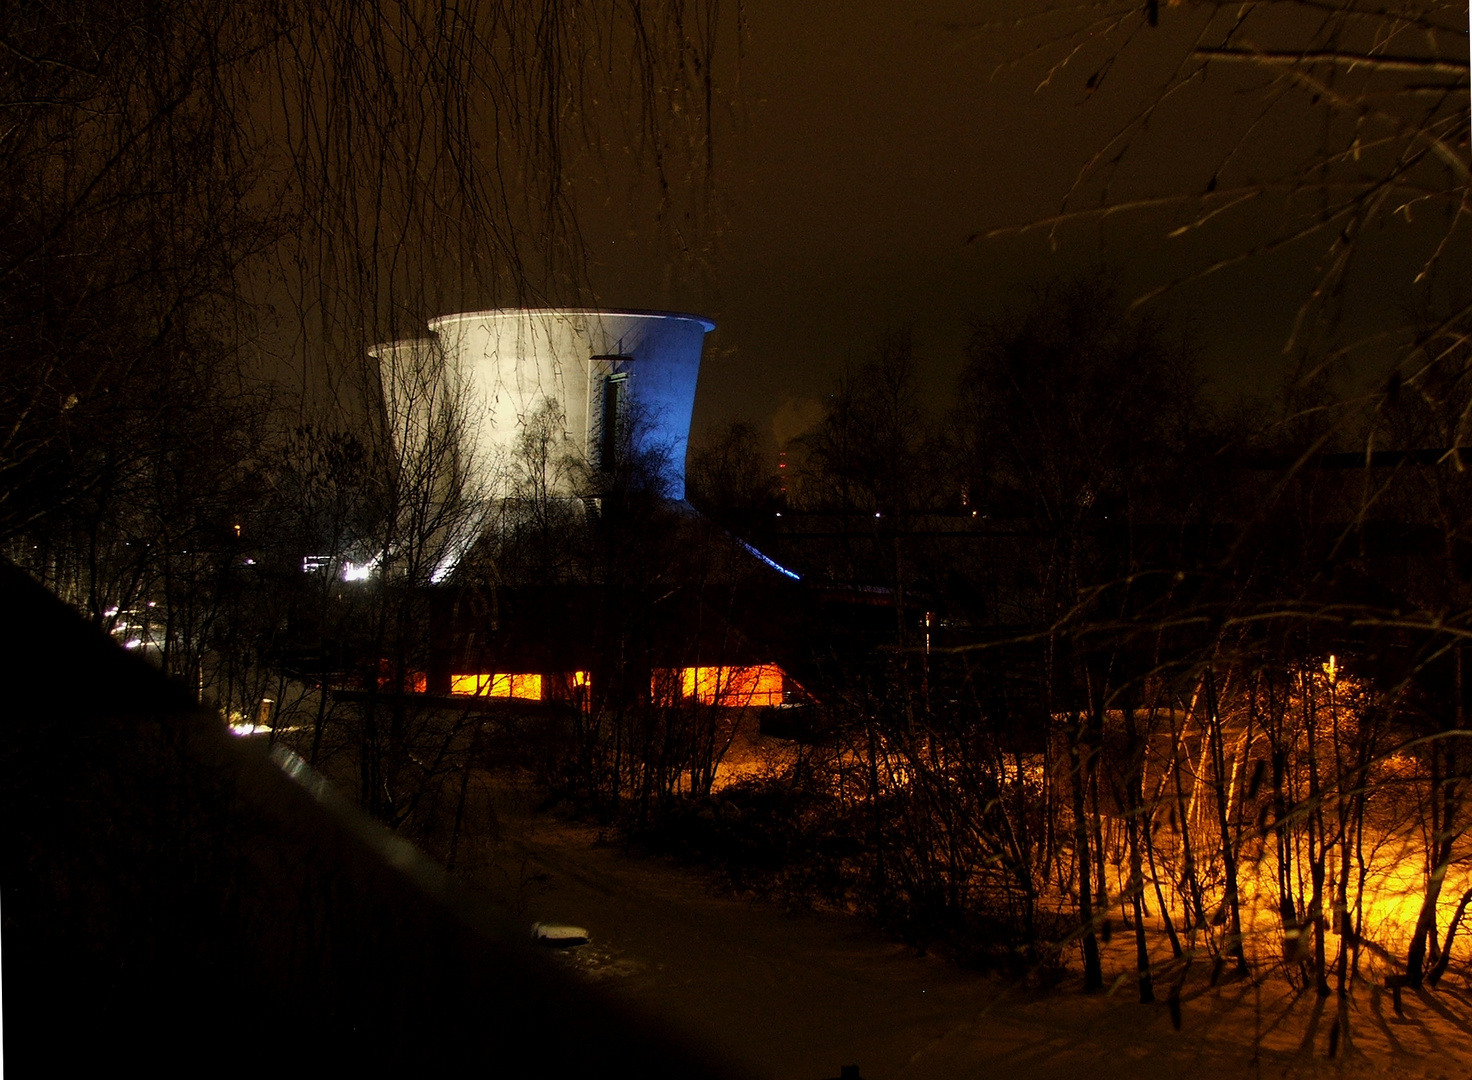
{"left": 367, "top": 308, "right": 808, "bottom": 716}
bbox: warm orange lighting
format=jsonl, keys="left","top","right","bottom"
{"left": 510, "top": 674, "right": 542, "bottom": 699}
{"left": 651, "top": 668, "right": 682, "bottom": 705}
{"left": 450, "top": 673, "right": 484, "bottom": 696}
{"left": 377, "top": 660, "right": 428, "bottom": 693}
{"left": 450, "top": 673, "right": 543, "bottom": 700}
{"left": 675, "top": 664, "right": 785, "bottom": 706}
{"left": 552, "top": 670, "right": 591, "bottom": 701}
{"left": 1322, "top": 654, "right": 1338, "bottom": 684}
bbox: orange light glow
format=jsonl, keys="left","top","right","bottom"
{"left": 377, "top": 660, "right": 428, "bottom": 693}
{"left": 651, "top": 668, "right": 682, "bottom": 706}
{"left": 673, "top": 664, "right": 785, "bottom": 707}
{"left": 450, "top": 673, "right": 543, "bottom": 700}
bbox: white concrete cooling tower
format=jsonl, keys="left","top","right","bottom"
{"left": 370, "top": 335, "right": 483, "bottom": 584}
{"left": 425, "top": 308, "right": 715, "bottom": 502}
{"left": 372, "top": 309, "right": 714, "bottom": 584}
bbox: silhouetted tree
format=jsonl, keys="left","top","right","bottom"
{"left": 687, "top": 421, "right": 781, "bottom": 537}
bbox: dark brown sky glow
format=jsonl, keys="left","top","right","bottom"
{"left": 570, "top": 1, "right": 1471, "bottom": 450}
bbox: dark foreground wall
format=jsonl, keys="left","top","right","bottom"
{"left": 0, "top": 561, "right": 742, "bottom": 1076}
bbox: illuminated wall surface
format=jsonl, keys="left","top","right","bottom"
{"left": 656, "top": 665, "right": 786, "bottom": 707}
{"left": 370, "top": 336, "right": 480, "bottom": 583}
{"left": 426, "top": 308, "right": 716, "bottom": 502}
{"left": 375, "top": 660, "right": 428, "bottom": 694}
{"left": 371, "top": 337, "right": 454, "bottom": 489}
{"left": 372, "top": 310, "right": 714, "bottom": 582}
{"left": 450, "top": 673, "right": 546, "bottom": 700}
{"left": 448, "top": 667, "right": 784, "bottom": 706}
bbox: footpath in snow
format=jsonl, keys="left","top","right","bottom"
{"left": 468, "top": 780, "right": 1472, "bottom": 1080}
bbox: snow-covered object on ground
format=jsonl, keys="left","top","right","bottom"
{"left": 532, "top": 922, "right": 590, "bottom": 948}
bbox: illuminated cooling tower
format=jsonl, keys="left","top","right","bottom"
{"left": 372, "top": 336, "right": 456, "bottom": 482}
{"left": 370, "top": 336, "right": 486, "bottom": 584}
{"left": 372, "top": 310, "right": 714, "bottom": 583}
{"left": 426, "top": 308, "right": 716, "bottom": 502}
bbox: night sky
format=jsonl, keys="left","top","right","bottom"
{"left": 569, "top": 1, "right": 1471, "bottom": 452}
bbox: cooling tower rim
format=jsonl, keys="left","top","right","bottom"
{"left": 367, "top": 337, "right": 441, "bottom": 358}
{"left": 426, "top": 307, "right": 716, "bottom": 334}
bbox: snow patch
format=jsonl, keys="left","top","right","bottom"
{"left": 532, "top": 922, "right": 590, "bottom": 948}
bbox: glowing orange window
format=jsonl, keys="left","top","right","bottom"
{"left": 678, "top": 665, "right": 784, "bottom": 706}
{"left": 449, "top": 673, "right": 543, "bottom": 700}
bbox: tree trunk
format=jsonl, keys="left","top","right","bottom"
{"left": 1069, "top": 712, "right": 1104, "bottom": 991}
{"left": 1408, "top": 647, "right": 1466, "bottom": 988}
{"left": 1123, "top": 704, "right": 1154, "bottom": 1002}
{"left": 1426, "top": 886, "right": 1472, "bottom": 987}
{"left": 1206, "top": 670, "right": 1249, "bottom": 978}
{"left": 1169, "top": 703, "right": 1208, "bottom": 933}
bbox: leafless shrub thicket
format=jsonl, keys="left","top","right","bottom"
{"left": 679, "top": 258, "right": 1472, "bottom": 1012}
{"left": 701, "top": 0, "right": 1465, "bottom": 998}
{"left": 0, "top": 0, "right": 731, "bottom": 846}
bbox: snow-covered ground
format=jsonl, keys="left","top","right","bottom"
{"left": 469, "top": 778, "right": 1472, "bottom": 1080}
